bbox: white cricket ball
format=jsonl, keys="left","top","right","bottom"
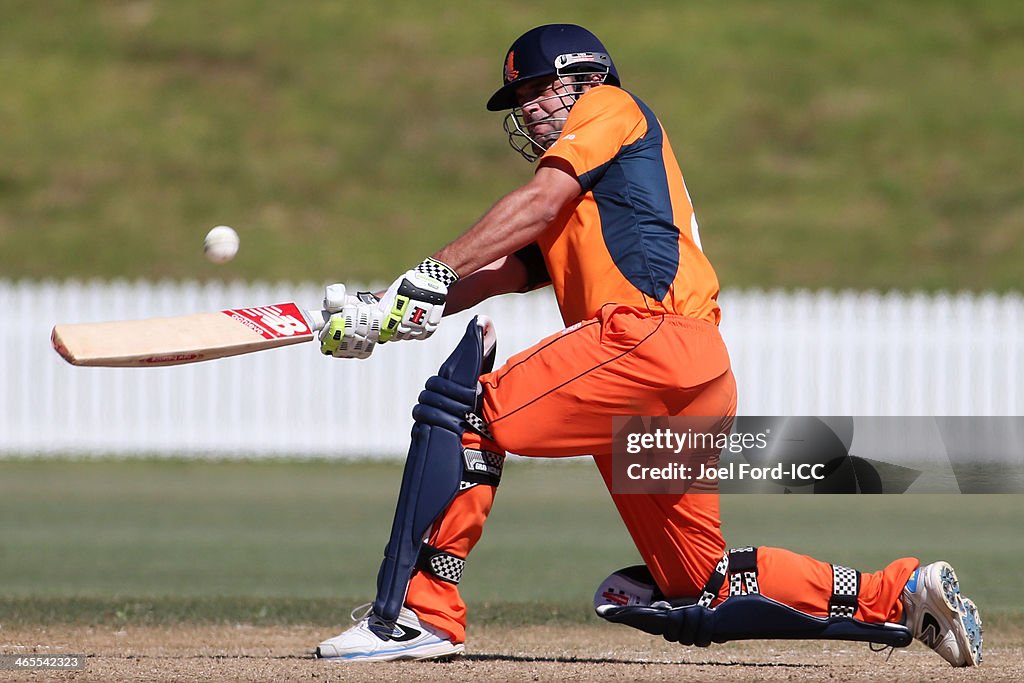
{"left": 204, "top": 225, "right": 239, "bottom": 264}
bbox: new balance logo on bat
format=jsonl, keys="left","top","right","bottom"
{"left": 225, "top": 304, "right": 311, "bottom": 339}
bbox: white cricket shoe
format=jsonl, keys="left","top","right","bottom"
{"left": 315, "top": 606, "right": 464, "bottom": 662}
{"left": 901, "top": 561, "right": 983, "bottom": 666}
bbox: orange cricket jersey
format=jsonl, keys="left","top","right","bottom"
{"left": 538, "top": 86, "right": 721, "bottom": 327}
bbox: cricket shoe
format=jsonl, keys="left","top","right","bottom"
{"left": 901, "top": 561, "right": 983, "bottom": 666}
{"left": 315, "top": 605, "right": 464, "bottom": 662}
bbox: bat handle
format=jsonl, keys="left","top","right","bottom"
{"left": 307, "top": 309, "right": 331, "bottom": 332}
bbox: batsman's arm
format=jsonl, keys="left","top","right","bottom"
{"left": 443, "top": 251, "right": 547, "bottom": 316}
{"left": 432, "top": 159, "right": 580, "bottom": 278}
{"left": 370, "top": 255, "right": 532, "bottom": 324}
{"left": 371, "top": 160, "right": 577, "bottom": 342}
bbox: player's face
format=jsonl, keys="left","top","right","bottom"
{"left": 514, "top": 77, "right": 576, "bottom": 144}
{"left": 503, "top": 73, "right": 600, "bottom": 162}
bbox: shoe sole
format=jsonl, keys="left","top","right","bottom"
{"left": 934, "top": 562, "right": 984, "bottom": 666}
{"left": 315, "top": 642, "right": 465, "bottom": 662}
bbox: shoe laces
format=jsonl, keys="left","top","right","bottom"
{"left": 869, "top": 642, "right": 896, "bottom": 661}
{"left": 349, "top": 602, "right": 373, "bottom": 622}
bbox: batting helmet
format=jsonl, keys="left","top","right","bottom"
{"left": 486, "top": 24, "right": 620, "bottom": 111}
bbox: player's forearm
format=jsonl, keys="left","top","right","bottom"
{"left": 433, "top": 183, "right": 558, "bottom": 278}
{"left": 443, "top": 256, "right": 531, "bottom": 315}
{"left": 368, "top": 252, "right": 529, "bottom": 315}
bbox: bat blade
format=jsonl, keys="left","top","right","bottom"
{"left": 51, "top": 302, "right": 327, "bottom": 367}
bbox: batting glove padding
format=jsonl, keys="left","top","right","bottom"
{"left": 319, "top": 283, "right": 383, "bottom": 359}
{"left": 378, "top": 258, "right": 459, "bottom": 342}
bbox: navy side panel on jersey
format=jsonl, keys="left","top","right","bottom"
{"left": 579, "top": 96, "right": 680, "bottom": 302}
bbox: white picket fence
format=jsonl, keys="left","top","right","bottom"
{"left": 1, "top": 280, "right": 1020, "bottom": 458}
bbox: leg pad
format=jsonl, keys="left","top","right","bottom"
{"left": 598, "top": 594, "right": 912, "bottom": 648}
{"left": 371, "top": 317, "right": 496, "bottom": 625}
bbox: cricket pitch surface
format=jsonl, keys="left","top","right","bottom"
{"left": 2, "top": 623, "right": 1021, "bottom": 682}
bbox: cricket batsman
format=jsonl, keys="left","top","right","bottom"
{"left": 313, "top": 24, "right": 983, "bottom": 667}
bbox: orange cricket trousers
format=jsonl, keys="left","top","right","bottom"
{"left": 405, "top": 305, "right": 917, "bottom": 642}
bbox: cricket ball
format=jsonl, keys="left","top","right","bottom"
{"left": 204, "top": 225, "right": 240, "bottom": 264}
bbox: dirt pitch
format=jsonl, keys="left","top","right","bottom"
{"left": 1, "top": 623, "right": 1019, "bottom": 682}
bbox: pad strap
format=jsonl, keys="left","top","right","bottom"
{"left": 697, "top": 553, "right": 729, "bottom": 607}
{"left": 416, "top": 543, "right": 466, "bottom": 584}
{"left": 727, "top": 546, "right": 759, "bottom": 596}
{"left": 828, "top": 564, "right": 861, "bottom": 618}
{"left": 698, "top": 546, "right": 763, "bottom": 606}
{"left": 464, "top": 411, "right": 493, "bottom": 441}
{"left": 460, "top": 448, "right": 504, "bottom": 490}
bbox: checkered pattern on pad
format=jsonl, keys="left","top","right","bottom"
{"left": 416, "top": 543, "right": 466, "bottom": 584}
{"left": 464, "top": 411, "right": 493, "bottom": 440}
{"left": 429, "top": 553, "right": 465, "bottom": 584}
{"left": 698, "top": 552, "right": 730, "bottom": 607}
{"left": 726, "top": 547, "right": 759, "bottom": 596}
{"left": 829, "top": 564, "right": 860, "bottom": 618}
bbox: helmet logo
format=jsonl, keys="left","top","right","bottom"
{"left": 504, "top": 50, "right": 519, "bottom": 83}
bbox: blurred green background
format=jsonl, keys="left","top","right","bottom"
{"left": 2, "top": 0, "right": 1022, "bottom": 290}
{"left": 1, "top": 459, "right": 1020, "bottom": 626}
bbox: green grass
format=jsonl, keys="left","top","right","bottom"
{"left": 2, "top": 1, "right": 1022, "bottom": 290}
{"left": 1, "top": 459, "right": 1021, "bottom": 626}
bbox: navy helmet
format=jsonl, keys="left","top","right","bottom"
{"left": 486, "top": 24, "right": 620, "bottom": 111}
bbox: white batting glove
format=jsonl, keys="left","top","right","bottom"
{"left": 378, "top": 258, "right": 459, "bottom": 342}
{"left": 318, "top": 283, "right": 383, "bottom": 359}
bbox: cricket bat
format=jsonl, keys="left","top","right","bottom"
{"left": 51, "top": 303, "right": 330, "bottom": 367}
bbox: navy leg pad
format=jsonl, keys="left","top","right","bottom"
{"left": 372, "top": 317, "right": 494, "bottom": 626}
{"left": 598, "top": 594, "right": 912, "bottom": 648}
